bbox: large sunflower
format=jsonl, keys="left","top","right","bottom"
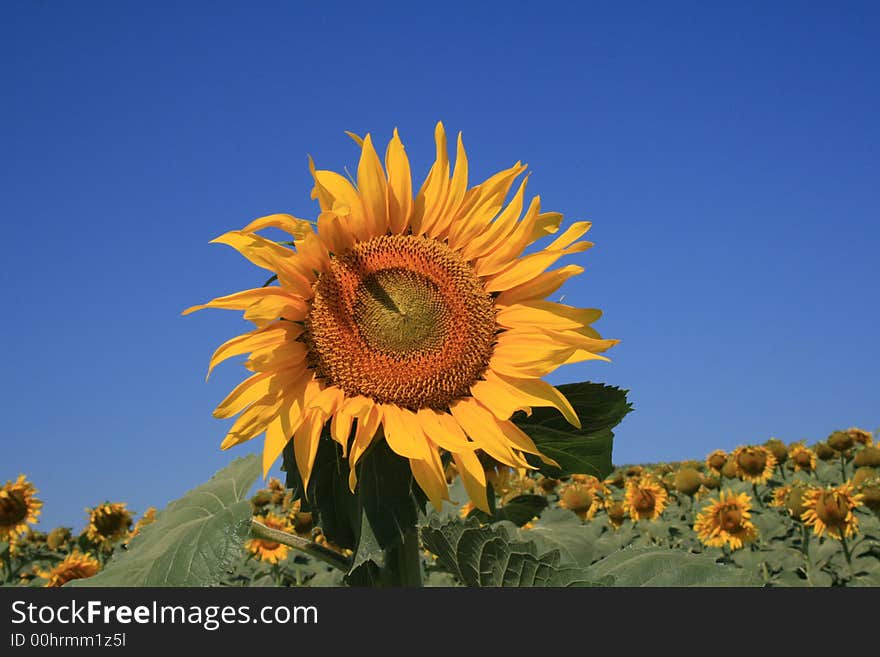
{"left": 185, "top": 124, "right": 617, "bottom": 511}
{"left": 694, "top": 489, "right": 758, "bottom": 550}
{"left": 0, "top": 475, "right": 42, "bottom": 542}
{"left": 801, "top": 482, "right": 864, "bottom": 540}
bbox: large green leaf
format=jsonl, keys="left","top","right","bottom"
{"left": 68, "top": 455, "right": 260, "bottom": 587}
{"left": 468, "top": 494, "right": 549, "bottom": 527}
{"left": 585, "top": 546, "right": 762, "bottom": 586}
{"left": 420, "top": 517, "right": 596, "bottom": 587}
{"left": 514, "top": 382, "right": 632, "bottom": 479}
{"left": 519, "top": 507, "right": 601, "bottom": 566}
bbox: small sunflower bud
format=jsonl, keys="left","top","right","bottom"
{"left": 765, "top": 438, "right": 788, "bottom": 463}
{"left": 674, "top": 468, "right": 703, "bottom": 496}
{"left": 827, "top": 431, "right": 854, "bottom": 453}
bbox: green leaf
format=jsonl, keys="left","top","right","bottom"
{"left": 585, "top": 546, "right": 763, "bottom": 586}
{"left": 514, "top": 382, "right": 632, "bottom": 479}
{"left": 68, "top": 455, "right": 260, "bottom": 587}
{"left": 420, "top": 517, "right": 596, "bottom": 587}
{"left": 518, "top": 507, "right": 600, "bottom": 566}
{"left": 468, "top": 494, "right": 549, "bottom": 527}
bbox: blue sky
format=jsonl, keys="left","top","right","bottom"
{"left": 3, "top": 1, "right": 878, "bottom": 531}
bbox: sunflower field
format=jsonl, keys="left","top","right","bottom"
{"left": 4, "top": 411, "right": 879, "bottom": 587}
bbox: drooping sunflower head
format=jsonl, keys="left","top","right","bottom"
{"left": 623, "top": 476, "right": 669, "bottom": 522}
{"left": 801, "top": 482, "right": 864, "bottom": 539}
{"left": 84, "top": 503, "right": 133, "bottom": 550}
{"left": 245, "top": 512, "right": 294, "bottom": 564}
{"left": 38, "top": 551, "right": 101, "bottom": 587}
{"left": 854, "top": 447, "right": 880, "bottom": 468}
{"left": 559, "top": 481, "right": 602, "bottom": 521}
{"left": 184, "top": 124, "right": 618, "bottom": 512}
{"left": 46, "top": 527, "right": 73, "bottom": 552}
{"left": 789, "top": 443, "right": 817, "bottom": 472}
{"left": 815, "top": 442, "right": 836, "bottom": 461}
{"left": 846, "top": 427, "right": 873, "bottom": 447}
{"left": 0, "top": 475, "right": 42, "bottom": 542}
{"left": 694, "top": 489, "right": 758, "bottom": 550}
{"left": 764, "top": 438, "right": 788, "bottom": 464}
{"left": 732, "top": 446, "right": 777, "bottom": 484}
{"left": 605, "top": 499, "right": 627, "bottom": 529}
{"left": 705, "top": 450, "right": 728, "bottom": 474}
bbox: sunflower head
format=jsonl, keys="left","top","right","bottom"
{"left": 764, "top": 438, "right": 788, "bottom": 464}
{"left": 801, "top": 483, "right": 864, "bottom": 539}
{"left": 604, "top": 472, "right": 626, "bottom": 489}
{"left": 623, "top": 476, "right": 669, "bottom": 522}
{"left": 861, "top": 483, "right": 880, "bottom": 514}
{"left": 771, "top": 483, "right": 810, "bottom": 520}
{"left": 38, "top": 551, "right": 101, "bottom": 587}
{"left": 827, "top": 431, "right": 854, "bottom": 453}
{"left": 853, "top": 466, "right": 879, "bottom": 488}
{"left": 846, "top": 427, "right": 873, "bottom": 447}
{"left": 559, "top": 481, "right": 602, "bottom": 521}
{"left": 605, "top": 499, "right": 627, "bottom": 529}
{"left": 185, "top": 124, "right": 618, "bottom": 515}
{"left": 674, "top": 468, "right": 703, "bottom": 496}
{"left": 537, "top": 477, "right": 560, "bottom": 494}
{"left": 701, "top": 474, "right": 721, "bottom": 490}
{"left": 0, "top": 475, "right": 42, "bottom": 542}
{"left": 733, "top": 446, "right": 777, "bottom": 484}
{"left": 245, "top": 512, "right": 294, "bottom": 564}
{"left": 815, "top": 442, "right": 836, "bottom": 461}
{"left": 46, "top": 527, "right": 72, "bottom": 551}
{"left": 706, "top": 450, "right": 728, "bottom": 474}
{"left": 694, "top": 489, "right": 758, "bottom": 550}
{"left": 84, "top": 503, "right": 133, "bottom": 550}
{"left": 789, "top": 444, "right": 817, "bottom": 472}
{"left": 854, "top": 447, "right": 880, "bottom": 468}
{"left": 720, "top": 458, "right": 740, "bottom": 479}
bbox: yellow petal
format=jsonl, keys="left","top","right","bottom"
{"left": 485, "top": 371, "right": 580, "bottom": 429}
{"left": 385, "top": 128, "right": 413, "bottom": 234}
{"left": 495, "top": 265, "right": 584, "bottom": 306}
{"left": 344, "top": 131, "right": 364, "bottom": 147}
{"left": 220, "top": 397, "right": 282, "bottom": 450}
{"left": 213, "top": 371, "right": 276, "bottom": 419}
{"left": 451, "top": 450, "right": 490, "bottom": 513}
{"left": 242, "top": 293, "right": 308, "bottom": 326}
{"left": 183, "top": 287, "right": 289, "bottom": 315}
{"left": 241, "top": 214, "right": 314, "bottom": 240}
{"left": 348, "top": 403, "right": 381, "bottom": 490}
{"left": 547, "top": 221, "right": 592, "bottom": 251}
{"left": 357, "top": 134, "right": 389, "bottom": 237}
{"left": 469, "top": 377, "right": 531, "bottom": 422}
{"left": 449, "top": 398, "right": 530, "bottom": 468}
{"left": 411, "top": 121, "right": 450, "bottom": 236}
{"left": 380, "top": 405, "right": 428, "bottom": 460}
{"left": 317, "top": 210, "right": 356, "bottom": 255}
{"left": 309, "top": 155, "right": 335, "bottom": 211}
{"left": 473, "top": 196, "right": 542, "bottom": 277}
{"left": 262, "top": 412, "right": 291, "bottom": 478}
{"left": 410, "top": 454, "right": 448, "bottom": 511}
{"left": 427, "top": 131, "right": 467, "bottom": 237}
{"left": 458, "top": 175, "right": 528, "bottom": 258}
{"left": 496, "top": 301, "right": 600, "bottom": 331}
{"left": 246, "top": 341, "right": 308, "bottom": 372}
{"left": 294, "top": 410, "right": 324, "bottom": 492}
{"left": 308, "top": 385, "right": 344, "bottom": 416}
{"left": 207, "top": 323, "right": 297, "bottom": 379}
{"left": 483, "top": 240, "right": 593, "bottom": 292}
{"left": 416, "top": 408, "right": 472, "bottom": 452}
{"left": 210, "top": 231, "right": 313, "bottom": 292}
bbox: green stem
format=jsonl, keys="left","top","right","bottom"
{"left": 381, "top": 527, "right": 423, "bottom": 587}
{"left": 1, "top": 546, "right": 13, "bottom": 583}
{"left": 800, "top": 522, "right": 811, "bottom": 558}
{"left": 840, "top": 534, "right": 854, "bottom": 579}
{"left": 752, "top": 483, "right": 764, "bottom": 508}
{"left": 250, "top": 519, "right": 352, "bottom": 572}
{"left": 839, "top": 454, "right": 848, "bottom": 482}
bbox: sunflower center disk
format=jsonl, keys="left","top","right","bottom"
{"left": 0, "top": 492, "right": 28, "bottom": 526}
{"left": 305, "top": 234, "right": 497, "bottom": 410}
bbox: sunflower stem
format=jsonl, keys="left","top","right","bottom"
{"left": 381, "top": 527, "right": 423, "bottom": 587}
{"left": 839, "top": 534, "right": 854, "bottom": 578}
{"left": 800, "top": 522, "right": 811, "bottom": 559}
{"left": 250, "top": 519, "right": 352, "bottom": 572}
{"left": 839, "top": 454, "right": 848, "bottom": 483}
{"left": 751, "top": 483, "right": 763, "bottom": 508}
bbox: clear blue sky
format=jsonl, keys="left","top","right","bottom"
{"left": 3, "top": 1, "right": 878, "bottom": 531}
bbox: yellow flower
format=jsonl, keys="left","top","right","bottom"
{"left": 732, "top": 445, "right": 777, "bottom": 484}
{"left": 705, "top": 450, "right": 728, "bottom": 474}
{"left": 789, "top": 443, "right": 817, "bottom": 472}
{"left": 623, "top": 476, "right": 668, "bottom": 522}
{"left": 694, "top": 489, "right": 758, "bottom": 550}
{"left": 184, "top": 124, "right": 617, "bottom": 513}
{"left": 558, "top": 480, "right": 603, "bottom": 521}
{"left": 84, "top": 503, "right": 133, "bottom": 551}
{"left": 764, "top": 438, "right": 788, "bottom": 464}
{"left": 38, "top": 551, "right": 101, "bottom": 587}
{"left": 245, "top": 512, "right": 294, "bottom": 564}
{"left": 46, "top": 527, "right": 72, "bottom": 551}
{"left": 0, "top": 475, "right": 42, "bottom": 542}
{"left": 604, "top": 499, "right": 627, "bottom": 529}
{"left": 125, "top": 507, "right": 158, "bottom": 545}
{"left": 801, "top": 482, "right": 864, "bottom": 540}
{"left": 846, "top": 427, "right": 873, "bottom": 447}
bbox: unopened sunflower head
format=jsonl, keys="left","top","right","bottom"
{"left": 604, "top": 498, "right": 627, "bottom": 529}
{"left": 674, "top": 468, "right": 703, "bottom": 497}
{"left": 764, "top": 438, "right": 788, "bottom": 464}
{"left": 38, "top": 551, "right": 100, "bottom": 587}
{"left": 84, "top": 503, "right": 133, "bottom": 551}
{"left": 732, "top": 445, "right": 777, "bottom": 484}
{"left": 846, "top": 427, "right": 873, "bottom": 447}
{"left": 694, "top": 489, "right": 758, "bottom": 550}
{"left": 184, "top": 124, "right": 618, "bottom": 513}
{"left": 854, "top": 447, "right": 880, "bottom": 468}
{"left": 801, "top": 482, "right": 864, "bottom": 540}
{"left": 827, "top": 430, "right": 854, "bottom": 454}
{"left": 623, "top": 475, "right": 668, "bottom": 522}
{"left": 720, "top": 458, "right": 740, "bottom": 480}
{"left": 789, "top": 443, "right": 817, "bottom": 472}
{"left": 0, "top": 475, "right": 42, "bottom": 543}
{"left": 814, "top": 442, "right": 836, "bottom": 461}
{"left": 853, "top": 466, "right": 880, "bottom": 489}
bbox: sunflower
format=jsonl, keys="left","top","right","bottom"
{"left": 846, "top": 427, "right": 873, "bottom": 447}
{"left": 674, "top": 467, "right": 703, "bottom": 497}
{"left": 84, "top": 503, "right": 133, "bottom": 551}
{"left": 705, "top": 450, "right": 727, "bottom": 474}
{"left": 623, "top": 475, "right": 668, "bottom": 522}
{"left": 558, "top": 479, "right": 604, "bottom": 520}
{"left": 604, "top": 499, "right": 627, "bottom": 529}
{"left": 38, "top": 551, "right": 100, "bottom": 587}
{"left": 184, "top": 124, "right": 617, "bottom": 512}
{"left": 245, "top": 512, "right": 294, "bottom": 564}
{"left": 0, "top": 475, "right": 42, "bottom": 542}
{"left": 789, "top": 443, "right": 817, "bottom": 472}
{"left": 732, "top": 445, "right": 777, "bottom": 484}
{"left": 801, "top": 482, "right": 864, "bottom": 540}
{"left": 125, "top": 507, "right": 158, "bottom": 545}
{"left": 694, "top": 489, "right": 758, "bottom": 550}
